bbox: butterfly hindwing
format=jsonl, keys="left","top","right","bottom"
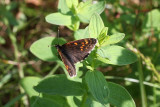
{"left": 55, "top": 38, "right": 97, "bottom": 77}
{"left": 56, "top": 47, "right": 76, "bottom": 77}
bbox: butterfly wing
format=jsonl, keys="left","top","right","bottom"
{"left": 56, "top": 47, "right": 76, "bottom": 77}
{"left": 56, "top": 38, "right": 97, "bottom": 77}
{"left": 61, "top": 38, "right": 97, "bottom": 63}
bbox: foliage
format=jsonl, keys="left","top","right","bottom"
{"left": 29, "top": 1, "right": 136, "bottom": 106}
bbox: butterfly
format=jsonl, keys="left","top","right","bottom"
{"left": 55, "top": 38, "right": 97, "bottom": 77}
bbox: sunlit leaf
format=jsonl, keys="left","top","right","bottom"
{"left": 89, "top": 13, "right": 104, "bottom": 38}
{"left": 77, "top": 1, "right": 105, "bottom": 23}
{"left": 66, "top": 0, "right": 78, "bottom": 9}
{"left": 20, "top": 77, "right": 41, "bottom": 97}
{"left": 30, "top": 37, "right": 66, "bottom": 62}
{"left": 58, "top": 0, "right": 70, "bottom": 14}
{"left": 97, "top": 45, "right": 137, "bottom": 65}
{"left": 143, "top": 9, "right": 160, "bottom": 30}
{"left": 74, "top": 26, "right": 90, "bottom": 40}
{"left": 101, "top": 33, "right": 125, "bottom": 46}
{"left": 98, "top": 27, "right": 108, "bottom": 45}
{"left": 45, "top": 13, "right": 72, "bottom": 25}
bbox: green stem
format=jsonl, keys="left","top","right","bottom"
{"left": 4, "top": 19, "right": 18, "bottom": 61}
{"left": 3, "top": 17, "right": 27, "bottom": 105}
{"left": 0, "top": 65, "right": 15, "bottom": 89}
{"left": 105, "top": 76, "right": 160, "bottom": 89}
{"left": 80, "top": 93, "right": 87, "bottom": 107}
{"left": 18, "top": 64, "right": 24, "bottom": 80}
{"left": 4, "top": 93, "right": 26, "bottom": 107}
{"left": 3, "top": 17, "right": 24, "bottom": 78}
{"left": 127, "top": 43, "right": 160, "bottom": 82}
{"left": 46, "top": 64, "right": 60, "bottom": 76}
{"left": 138, "top": 58, "right": 147, "bottom": 107}
{"left": 153, "top": 84, "right": 157, "bottom": 106}
{"left": 150, "top": 62, "right": 160, "bottom": 82}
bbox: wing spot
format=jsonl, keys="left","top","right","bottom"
{"left": 81, "top": 48, "right": 83, "bottom": 51}
{"left": 65, "top": 65, "right": 69, "bottom": 70}
{"left": 82, "top": 44, "right": 85, "bottom": 46}
{"left": 80, "top": 46, "right": 83, "bottom": 49}
{"left": 66, "top": 43, "right": 71, "bottom": 45}
{"left": 85, "top": 40, "right": 89, "bottom": 44}
{"left": 74, "top": 43, "right": 78, "bottom": 45}
{"left": 82, "top": 42, "right": 85, "bottom": 44}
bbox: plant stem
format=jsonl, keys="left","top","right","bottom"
{"left": 3, "top": 17, "right": 24, "bottom": 78}
{"left": 3, "top": 17, "right": 27, "bottom": 105}
{"left": 4, "top": 93, "right": 26, "bottom": 107}
{"left": 3, "top": 18, "right": 19, "bottom": 61}
{"left": 153, "top": 85, "right": 157, "bottom": 106}
{"left": 138, "top": 58, "right": 147, "bottom": 107}
{"left": 126, "top": 43, "right": 160, "bottom": 82}
{"left": 105, "top": 76, "right": 160, "bottom": 89}
{"left": 80, "top": 93, "right": 87, "bottom": 107}
{"left": 0, "top": 66, "right": 15, "bottom": 89}
{"left": 46, "top": 64, "right": 60, "bottom": 76}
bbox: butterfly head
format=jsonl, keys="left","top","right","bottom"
{"left": 54, "top": 44, "right": 60, "bottom": 49}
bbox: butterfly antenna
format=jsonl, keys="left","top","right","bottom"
{"left": 57, "top": 27, "right": 60, "bottom": 45}
{"left": 48, "top": 27, "right": 60, "bottom": 47}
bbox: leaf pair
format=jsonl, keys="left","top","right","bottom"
{"left": 46, "top": 0, "right": 105, "bottom": 31}
{"left": 20, "top": 74, "right": 136, "bottom": 107}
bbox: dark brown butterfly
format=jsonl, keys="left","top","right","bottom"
{"left": 55, "top": 38, "right": 97, "bottom": 77}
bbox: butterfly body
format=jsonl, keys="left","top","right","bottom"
{"left": 55, "top": 38, "right": 97, "bottom": 77}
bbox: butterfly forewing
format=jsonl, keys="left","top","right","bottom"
{"left": 62, "top": 38, "right": 97, "bottom": 63}
{"left": 55, "top": 38, "right": 97, "bottom": 77}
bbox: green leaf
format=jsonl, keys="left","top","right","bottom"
{"left": 85, "top": 96, "right": 110, "bottom": 107}
{"left": 98, "top": 27, "right": 108, "bottom": 45}
{"left": 20, "top": 77, "right": 41, "bottom": 97}
{"left": 31, "top": 96, "right": 69, "bottom": 107}
{"left": 0, "top": 6, "right": 18, "bottom": 26}
{"left": 67, "top": 20, "right": 80, "bottom": 31}
{"left": 66, "top": 96, "right": 79, "bottom": 107}
{"left": 66, "top": 0, "right": 78, "bottom": 9}
{"left": 101, "top": 33, "right": 125, "bottom": 46}
{"left": 77, "top": 1, "right": 105, "bottom": 23}
{"left": 85, "top": 70, "right": 109, "bottom": 105}
{"left": 58, "top": 0, "right": 70, "bottom": 14}
{"left": 143, "top": 9, "right": 160, "bottom": 30}
{"left": 74, "top": 26, "right": 90, "bottom": 40}
{"left": 108, "top": 82, "right": 136, "bottom": 107}
{"left": 34, "top": 75, "right": 84, "bottom": 96}
{"left": 30, "top": 37, "right": 66, "bottom": 62}
{"left": 45, "top": 12, "right": 72, "bottom": 25}
{"left": 97, "top": 45, "right": 137, "bottom": 65}
{"left": 89, "top": 13, "right": 104, "bottom": 38}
